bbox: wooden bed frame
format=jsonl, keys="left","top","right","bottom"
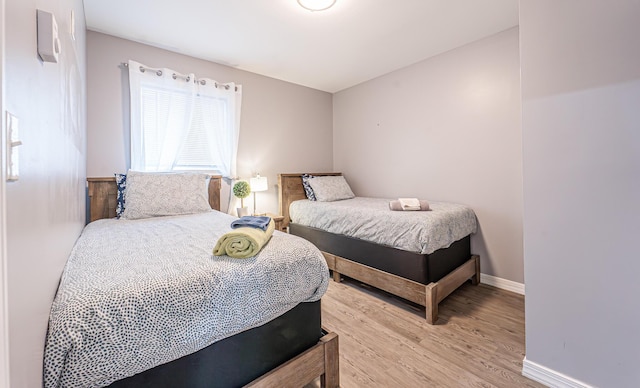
{"left": 278, "top": 173, "right": 480, "bottom": 324}
{"left": 87, "top": 176, "right": 223, "bottom": 222}
{"left": 86, "top": 176, "right": 340, "bottom": 388}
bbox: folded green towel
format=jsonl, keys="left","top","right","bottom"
{"left": 213, "top": 220, "right": 275, "bottom": 258}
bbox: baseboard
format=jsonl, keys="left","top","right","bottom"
{"left": 522, "top": 357, "right": 593, "bottom": 388}
{"left": 480, "top": 273, "right": 525, "bottom": 295}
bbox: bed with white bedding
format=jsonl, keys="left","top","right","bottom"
{"left": 290, "top": 197, "right": 477, "bottom": 255}
{"left": 44, "top": 174, "right": 339, "bottom": 388}
{"left": 279, "top": 173, "right": 480, "bottom": 324}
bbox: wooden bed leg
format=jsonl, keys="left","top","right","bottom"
{"left": 471, "top": 254, "right": 481, "bottom": 286}
{"left": 245, "top": 332, "right": 340, "bottom": 388}
{"left": 332, "top": 270, "right": 341, "bottom": 283}
{"left": 320, "top": 332, "right": 340, "bottom": 388}
{"left": 425, "top": 283, "right": 438, "bottom": 324}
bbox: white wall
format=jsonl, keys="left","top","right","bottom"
{"left": 0, "top": 0, "right": 9, "bottom": 386}
{"left": 4, "top": 0, "right": 87, "bottom": 386}
{"left": 86, "top": 31, "right": 334, "bottom": 215}
{"left": 520, "top": 1, "right": 640, "bottom": 386}
{"left": 333, "top": 28, "right": 523, "bottom": 283}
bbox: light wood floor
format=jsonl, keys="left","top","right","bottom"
{"left": 316, "top": 277, "right": 544, "bottom": 387}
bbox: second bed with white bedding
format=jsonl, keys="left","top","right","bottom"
{"left": 289, "top": 197, "right": 478, "bottom": 255}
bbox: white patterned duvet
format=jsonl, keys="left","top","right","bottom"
{"left": 44, "top": 211, "right": 329, "bottom": 388}
{"left": 290, "top": 197, "right": 478, "bottom": 255}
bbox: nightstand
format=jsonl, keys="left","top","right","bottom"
{"left": 265, "top": 213, "right": 285, "bottom": 232}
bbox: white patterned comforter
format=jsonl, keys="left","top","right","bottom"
{"left": 44, "top": 211, "right": 329, "bottom": 388}
{"left": 290, "top": 197, "right": 477, "bottom": 254}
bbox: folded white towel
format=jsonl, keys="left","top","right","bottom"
{"left": 389, "top": 200, "right": 430, "bottom": 211}
{"left": 398, "top": 198, "right": 421, "bottom": 211}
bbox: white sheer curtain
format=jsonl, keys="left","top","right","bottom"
{"left": 128, "top": 60, "right": 242, "bottom": 179}
{"left": 197, "top": 80, "right": 242, "bottom": 179}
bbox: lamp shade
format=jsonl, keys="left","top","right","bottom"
{"left": 250, "top": 175, "right": 268, "bottom": 192}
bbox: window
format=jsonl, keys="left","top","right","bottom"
{"left": 128, "top": 60, "right": 242, "bottom": 178}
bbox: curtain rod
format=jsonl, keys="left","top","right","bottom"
{"left": 121, "top": 62, "right": 237, "bottom": 91}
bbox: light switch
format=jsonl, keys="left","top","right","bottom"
{"left": 6, "top": 112, "right": 21, "bottom": 181}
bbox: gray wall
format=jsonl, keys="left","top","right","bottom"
{"left": 333, "top": 28, "right": 523, "bottom": 283}
{"left": 521, "top": 0, "right": 640, "bottom": 386}
{"left": 86, "top": 31, "right": 334, "bottom": 215}
{"left": 4, "top": 0, "right": 87, "bottom": 386}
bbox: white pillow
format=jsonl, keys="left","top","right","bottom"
{"left": 307, "top": 176, "right": 355, "bottom": 202}
{"left": 121, "top": 170, "right": 211, "bottom": 219}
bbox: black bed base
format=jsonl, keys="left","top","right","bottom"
{"left": 289, "top": 223, "right": 471, "bottom": 285}
{"left": 108, "top": 301, "right": 322, "bottom": 388}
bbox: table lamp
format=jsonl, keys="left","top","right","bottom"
{"left": 249, "top": 174, "right": 268, "bottom": 215}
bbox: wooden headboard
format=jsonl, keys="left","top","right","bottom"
{"left": 87, "top": 175, "right": 222, "bottom": 222}
{"left": 278, "top": 173, "right": 342, "bottom": 230}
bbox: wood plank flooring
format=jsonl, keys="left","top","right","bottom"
{"left": 315, "top": 277, "right": 544, "bottom": 387}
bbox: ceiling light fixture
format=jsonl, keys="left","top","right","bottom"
{"left": 297, "top": 0, "right": 336, "bottom": 12}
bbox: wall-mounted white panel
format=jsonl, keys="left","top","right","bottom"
{"left": 36, "top": 9, "right": 60, "bottom": 63}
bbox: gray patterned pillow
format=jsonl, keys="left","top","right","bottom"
{"left": 306, "top": 176, "right": 355, "bottom": 202}
{"left": 114, "top": 173, "right": 127, "bottom": 218}
{"left": 121, "top": 171, "right": 211, "bottom": 220}
{"left": 301, "top": 174, "right": 317, "bottom": 201}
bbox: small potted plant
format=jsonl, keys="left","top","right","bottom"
{"left": 233, "top": 180, "right": 251, "bottom": 217}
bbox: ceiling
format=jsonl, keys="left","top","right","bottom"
{"left": 83, "top": 0, "right": 519, "bottom": 93}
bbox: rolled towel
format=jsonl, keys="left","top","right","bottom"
{"left": 389, "top": 199, "right": 430, "bottom": 211}
{"left": 399, "top": 198, "right": 421, "bottom": 210}
{"left": 231, "top": 216, "right": 272, "bottom": 231}
{"left": 213, "top": 220, "right": 275, "bottom": 258}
